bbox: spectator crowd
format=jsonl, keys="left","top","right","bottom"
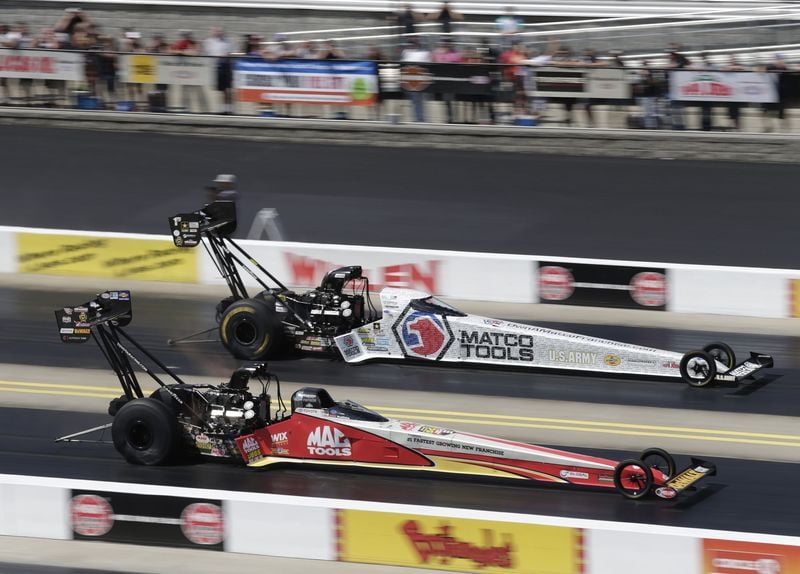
{"left": 0, "top": 5, "right": 795, "bottom": 130}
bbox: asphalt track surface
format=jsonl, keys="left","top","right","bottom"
{"left": 1, "top": 125, "right": 797, "bottom": 267}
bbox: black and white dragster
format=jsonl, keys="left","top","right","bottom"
{"left": 168, "top": 202, "right": 773, "bottom": 388}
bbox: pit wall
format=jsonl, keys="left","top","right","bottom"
{"left": 2, "top": 473, "right": 799, "bottom": 574}
{"left": 1, "top": 225, "right": 798, "bottom": 318}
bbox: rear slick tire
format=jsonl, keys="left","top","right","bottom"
{"left": 679, "top": 350, "right": 717, "bottom": 387}
{"left": 112, "top": 397, "right": 179, "bottom": 465}
{"left": 614, "top": 459, "right": 654, "bottom": 499}
{"left": 219, "top": 298, "right": 282, "bottom": 360}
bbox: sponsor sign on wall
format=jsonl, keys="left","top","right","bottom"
{"left": 670, "top": 71, "right": 777, "bottom": 103}
{"left": 235, "top": 59, "right": 378, "bottom": 105}
{"left": 791, "top": 279, "right": 800, "bottom": 318}
{"left": 0, "top": 49, "right": 84, "bottom": 81}
{"left": 529, "top": 67, "right": 631, "bottom": 99}
{"left": 703, "top": 538, "right": 800, "bottom": 574}
{"left": 17, "top": 233, "right": 197, "bottom": 282}
{"left": 537, "top": 261, "right": 667, "bottom": 310}
{"left": 71, "top": 491, "right": 224, "bottom": 550}
{"left": 120, "top": 54, "right": 215, "bottom": 85}
{"left": 338, "top": 509, "right": 581, "bottom": 574}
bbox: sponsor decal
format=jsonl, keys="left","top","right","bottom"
{"left": 604, "top": 355, "right": 622, "bottom": 367}
{"left": 180, "top": 503, "right": 224, "bottom": 546}
{"left": 240, "top": 436, "right": 262, "bottom": 463}
{"left": 284, "top": 253, "right": 439, "bottom": 293}
{"left": 662, "top": 361, "right": 680, "bottom": 369}
{"left": 559, "top": 470, "right": 590, "bottom": 480}
{"left": 398, "top": 421, "right": 418, "bottom": 431}
{"left": 630, "top": 271, "right": 667, "bottom": 307}
{"left": 483, "top": 318, "right": 504, "bottom": 327}
{"left": 71, "top": 494, "right": 114, "bottom": 537}
{"left": 654, "top": 486, "right": 677, "bottom": 500}
{"left": 459, "top": 331, "right": 534, "bottom": 362}
{"left": 61, "top": 315, "right": 72, "bottom": 324}
{"left": 195, "top": 433, "right": 212, "bottom": 453}
{"left": 337, "top": 510, "right": 581, "bottom": 572}
{"left": 340, "top": 334, "right": 362, "bottom": 359}
{"left": 702, "top": 540, "right": 795, "bottom": 574}
{"left": 307, "top": 425, "right": 352, "bottom": 456}
{"left": 270, "top": 430, "right": 289, "bottom": 454}
{"left": 417, "top": 425, "right": 453, "bottom": 436}
{"left": 539, "top": 266, "right": 575, "bottom": 301}
{"left": 548, "top": 350, "right": 597, "bottom": 365}
{"left": 667, "top": 466, "right": 707, "bottom": 490}
{"left": 627, "top": 358, "right": 657, "bottom": 365}
{"left": 399, "top": 311, "right": 449, "bottom": 358}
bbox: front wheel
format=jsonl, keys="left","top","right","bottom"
{"left": 639, "top": 447, "right": 676, "bottom": 480}
{"left": 679, "top": 350, "right": 717, "bottom": 387}
{"left": 614, "top": 459, "right": 653, "bottom": 499}
{"left": 703, "top": 342, "right": 736, "bottom": 370}
{"left": 219, "top": 298, "right": 283, "bottom": 360}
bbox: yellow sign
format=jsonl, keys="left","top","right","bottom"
{"left": 792, "top": 279, "right": 800, "bottom": 318}
{"left": 338, "top": 510, "right": 580, "bottom": 574}
{"left": 17, "top": 233, "right": 197, "bottom": 283}
{"left": 127, "top": 55, "right": 157, "bottom": 83}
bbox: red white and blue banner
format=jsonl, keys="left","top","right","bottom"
{"left": 234, "top": 59, "right": 378, "bottom": 106}
{"left": 669, "top": 70, "right": 778, "bottom": 103}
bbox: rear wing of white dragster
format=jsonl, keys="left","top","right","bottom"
{"left": 55, "top": 290, "right": 132, "bottom": 344}
{"left": 168, "top": 200, "right": 237, "bottom": 248}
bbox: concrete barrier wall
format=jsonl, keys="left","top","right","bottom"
{"left": 2, "top": 225, "right": 799, "bottom": 318}
{"left": 2, "top": 473, "right": 799, "bottom": 574}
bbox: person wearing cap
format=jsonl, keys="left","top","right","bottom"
{"left": 209, "top": 174, "right": 239, "bottom": 202}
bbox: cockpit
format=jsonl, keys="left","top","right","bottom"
{"left": 291, "top": 387, "right": 388, "bottom": 422}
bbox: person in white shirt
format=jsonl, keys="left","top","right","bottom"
{"left": 204, "top": 28, "right": 234, "bottom": 114}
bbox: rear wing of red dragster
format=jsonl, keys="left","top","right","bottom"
{"left": 55, "top": 290, "right": 191, "bottom": 409}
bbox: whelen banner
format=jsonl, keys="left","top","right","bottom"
{"left": 669, "top": 70, "right": 778, "bottom": 103}
{"left": 0, "top": 48, "right": 84, "bottom": 81}
{"left": 234, "top": 58, "right": 378, "bottom": 105}
{"left": 537, "top": 261, "right": 667, "bottom": 310}
{"left": 337, "top": 509, "right": 582, "bottom": 574}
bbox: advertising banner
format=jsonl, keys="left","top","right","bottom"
{"left": 703, "top": 538, "right": 800, "bottom": 574}
{"left": 120, "top": 54, "right": 215, "bottom": 85}
{"left": 378, "top": 62, "right": 497, "bottom": 97}
{"left": 71, "top": 490, "right": 223, "bottom": 550}
{"left": 0, "top": 49, "right": 84, "bottom": 81}
{"left": 537, "top": 261, "right": 667, "bottom": 310}
{"left": 528, "top": 67, "right": 631, "bottom": 99}
{"left": 337, "top": 509, "right": 581, "bottom": 574}
{"left": 17, "top": 233, "right": 197, "bottom": 282}
{"left": 235, "top": 58, "right": 378, "bottom": 105}
{"left": 792, "top": 279, "right": 800, "bottom": 318}
{"left": 669, "top": 71, "right": 777, "bottom": 103}
{"left": 200, "top": 241, "right": 534, "bottom": 303}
